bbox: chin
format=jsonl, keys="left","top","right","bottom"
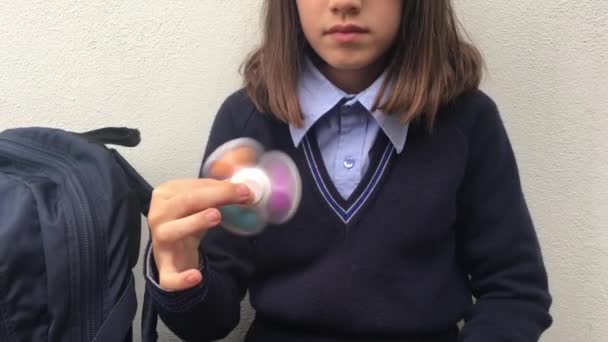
{"left": 324, "top": 56, "right": 373, "bottom": 71}
{"left": 318, "top": 47, "right": 383, "bottom": 70}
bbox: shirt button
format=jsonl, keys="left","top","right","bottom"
{"left": 341, "top": 104, "right": 354, "bottom": 112}
{"left": 343, "top": 158, "right": 355, "bottom": 169}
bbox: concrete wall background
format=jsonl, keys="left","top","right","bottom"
{"left": 1, "top": 1, "right": 606, "bottom": 341}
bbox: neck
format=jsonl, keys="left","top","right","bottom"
{"left": 319, "top": 58, "right": 387, "bottom": 94}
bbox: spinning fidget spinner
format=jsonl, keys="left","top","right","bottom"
{"left": 201, "top": 138, "right": 302, "bottom": 235}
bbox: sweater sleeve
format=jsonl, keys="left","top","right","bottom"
{"left": 457, "top": 95, "right": 553, "bottom": 341}
{"left": 145, "top": 91, "right": 255, "bottom": 341}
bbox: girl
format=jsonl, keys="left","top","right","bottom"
{"left": 145, "top": 1, "right": 552, "bottom": 341}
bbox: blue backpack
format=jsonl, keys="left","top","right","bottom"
{"left": 0, "top": 127, "right": 154, "bottom": 342}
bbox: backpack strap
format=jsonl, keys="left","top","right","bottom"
{"left": 78, "top": 127, "right": 153, "bottom": 215}
{"left": 104, "top": 146, "right": 160, "bottom": 342}
{"left": 78, "top": 127, "right": 141, "bottom": 147}
{"left": 92, "top": 274, "right": 137, "bottom": 342}
{"left": 80, "top": 127, "right": 159, "bottom": 341}
{"left": 142, "top": 254, "right": 159, "bottom": 342}
{"left": 109, "top": 148, "right": 153, "bottom": 216}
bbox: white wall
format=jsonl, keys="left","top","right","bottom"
{"left": 1, "top": 1, "right": 606, "bottom": 341}
{"left": 455, "top": 2, "right": 608, "bottom": 341}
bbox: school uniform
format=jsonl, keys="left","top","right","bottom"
{"left": 145, "top": 59, "right": 552, "bottom": 342}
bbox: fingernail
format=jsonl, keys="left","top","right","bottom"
{"left": 206, "top": 209, "right": 220, "bottom": 222}
{"left": 186, "top": 273, "right": 199, "bottom": 284}
{"left": 237, "top": 184, "right": 251, "bottom": 199}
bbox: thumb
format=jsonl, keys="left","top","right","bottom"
{"left": 160, "top": 268, "right": 203, "bottom": 292}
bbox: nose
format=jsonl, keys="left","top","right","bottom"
{"left": 329, "top": 0, "right": 362, "bottom": 16}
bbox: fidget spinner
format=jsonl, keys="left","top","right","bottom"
{"left": 201, "top": 138, "right": 302, "bottom": 235}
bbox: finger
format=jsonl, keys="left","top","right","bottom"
{"left": 163, "top": 182, "right": 251, "bottom": 221}
{"left": 153, "top": 179, "right": 214, "bottom": 198}
{"left": 159, "top": 268, "right": 203, "bottom": 292}
{"left": 155, "top": 208, "right": 222, "bottom": 243}
{"left": 154, "top": 178, "right": 245, "bottom": 199}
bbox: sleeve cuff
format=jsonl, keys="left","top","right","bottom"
{"left": 144, "top": 244, "right": 210, "bottom": 313}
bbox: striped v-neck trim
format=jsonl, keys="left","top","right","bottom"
{"left": 302, "top": 135, "right": 395, "bottom": 224}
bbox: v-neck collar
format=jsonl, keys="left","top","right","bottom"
{"left": 301, "top": 131, "right": 395, "bottom": 224}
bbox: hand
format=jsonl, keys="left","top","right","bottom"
{"left": 148, "top": 178, "right": 251, "bottom": 291}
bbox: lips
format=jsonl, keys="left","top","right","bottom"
{"left": 325, "top": 24, "right": 369, "bottom": 43}
{"left": 325, "top": 24, "right": 369, "bottom": 35}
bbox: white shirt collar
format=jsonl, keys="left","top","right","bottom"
{"left": 290, "top": 58, "right": 408, "bottom": 153}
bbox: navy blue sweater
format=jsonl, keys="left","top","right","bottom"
{"left": 145, "top": 89, "right": 552, "bottom": 341}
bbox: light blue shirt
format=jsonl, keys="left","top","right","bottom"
{"left": 290, "top": 59, "right": 409, "bottom": 199}
{"left": 145, "top": 61, "right": 411, "bottom": 291}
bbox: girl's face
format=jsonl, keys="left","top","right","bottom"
{"left": 296, "top": 0, "right": 402, "bottom": 72}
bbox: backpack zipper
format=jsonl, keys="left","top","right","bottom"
{"left": 0, "top": 138, "right": 101, "bottom": 341}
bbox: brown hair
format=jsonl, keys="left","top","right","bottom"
{"left": 241, "top": 0, "right": 483, "bottom": 128}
